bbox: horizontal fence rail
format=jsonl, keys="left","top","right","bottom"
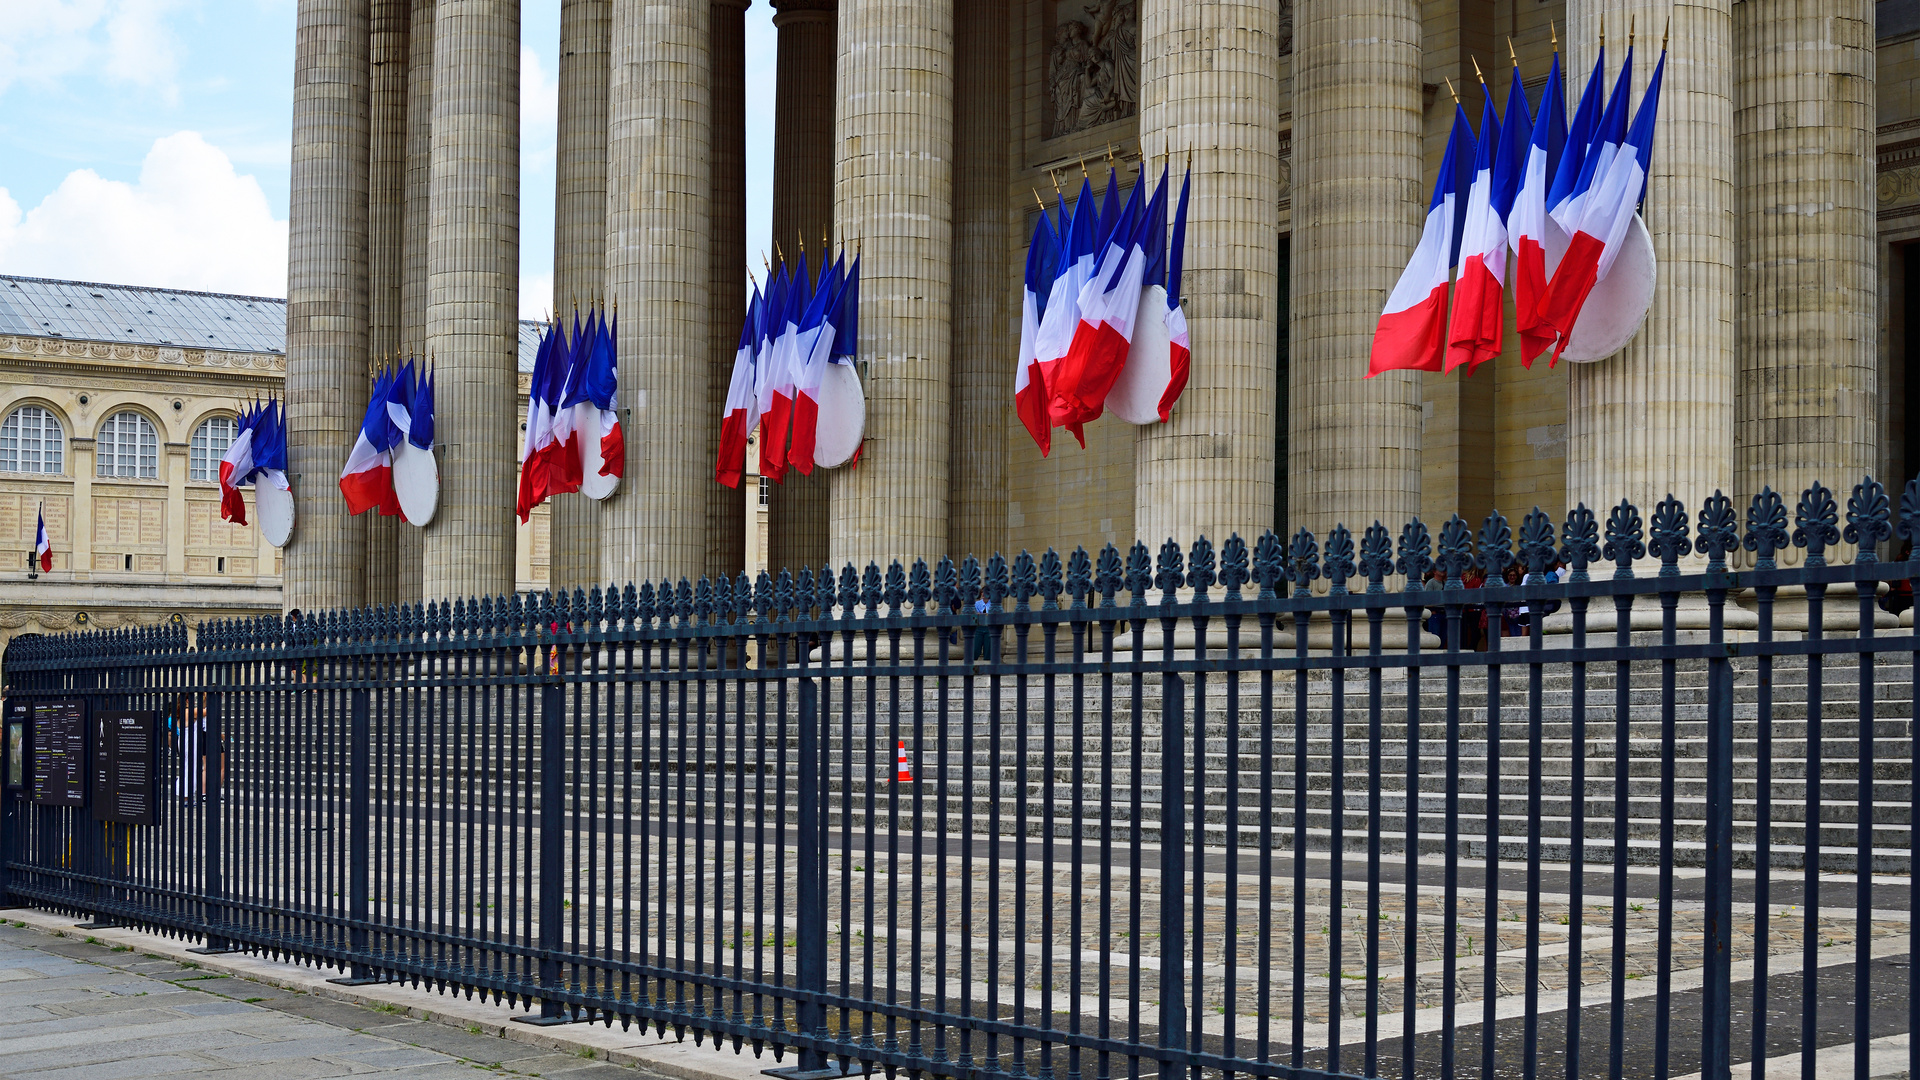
{"left": 3, "top": 477, "right": 1917, "bottom": 1080}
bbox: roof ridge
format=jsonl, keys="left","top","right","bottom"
{"left": 0, "top": 274, "right": 287, "bottom": 306}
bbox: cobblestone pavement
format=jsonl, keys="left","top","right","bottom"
{"left": 0, "top": 924, "right": 651, "bottom": 1080}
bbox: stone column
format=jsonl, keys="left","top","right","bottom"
{"left": 396, "top": 0, "right": 433, "bottom": 604}
{"left": 284, "top": 0, "right": 371, "bottom": 614}
{"left": 1735, "top": 1, "right": 1877, "bottom": 529}
{"left": 706, "top": 0, "right": 750, "bottom": 581}
{"left": 1734, "top": 0, "right": 1880, "bottom": 628}
{"left": 602, "top": 0, "right": 711, "bottom": 585}
{"left": 422, "top": 0, "right": 520, "bottom": 601}
{"left": 550, "top": 0, "right": 611, "bottom": 596}
{"left": 947, "top": 0, "right": 1008, "bottom": 564}
{"left": 766, "top": 0, "right": 836, "bottom": 575}
{"left": 366, "top": 0, "right": 409, "bottom": 607}
{"left": 1283, "top": 0, "right": 1422, "bottom": 551}
{"left": 1565, "top": 0, "right": 1735, "bottom": 535}
{"left": 829, "top": 0, "right": 953, "bottom": 570}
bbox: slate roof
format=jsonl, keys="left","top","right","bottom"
{"left": 0, "top": 274, "right": 543, "bottom": 373}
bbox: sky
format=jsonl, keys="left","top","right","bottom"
{"left": 0, "top": 0, "right": 779, "bottom": 321}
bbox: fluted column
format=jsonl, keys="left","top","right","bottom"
{"left": 550, "top": 0, "right": 611, "bottom": 595}
{"left": 422, "top": 0, "right": 520, "bottom": 601}
{"left": 766, "top": 0, "right": 835, "bottom": 575}
{"left": 602, "top": 0, "right": 711, "bottom": 585}
{"left": 396, "top": 0, "right": 433, "bottom": 604}
{"left": 948, "top": 0, "right": 1008, "bottom": 564}
{"left": 1566, "top": 0, "right": 1735, "bottom": 530}
{"left": 1283, "top": 0, "right": 1422, "bottom": 548}
{"left": 284, "top": 0, "right": 371, "bottom": 614}
{"left": 1734, "top": 1, "right": 1877, "bottom": 533}
{"left": 706, "top": 0, "right": 750, "bottom": 580}
{"left": 366, "top": 0, "right": 409, "bottom": 607}
{"left": 829, "top": 0, "right": 953, "bottom": 569}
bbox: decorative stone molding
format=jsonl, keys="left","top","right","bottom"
{"left": 0, "top": 335, "right": 284, "bottom": 373}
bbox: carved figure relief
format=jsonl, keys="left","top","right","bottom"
{"left": 1048, "top": 0, "right": 1138, "bottom": 137}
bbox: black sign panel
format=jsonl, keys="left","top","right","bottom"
{"left": 91, "top": 711, "right": 157, "bottom": 827}
{"left": 30, "top": 699, "right": 86, "bottom": 807}
{"left": 4, "top": 699, "right": 25, "bottom": 790}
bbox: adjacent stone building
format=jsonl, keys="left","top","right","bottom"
{"left": 0, "top": 275, "right": 549, "bottom": 651}
{"left": 281, "top": 0, "right": 1909, "bottom": 609}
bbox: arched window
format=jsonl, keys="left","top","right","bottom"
{"left": 189, "top": 416, "right": 237, "bottom": 483}
{"left": 97, "top": 412, "right": 158, "bottom": 479}
{"left": 0, "top": 407, "right": 64, "bottom": 474}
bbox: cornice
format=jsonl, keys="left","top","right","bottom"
{"left": 0, "top": 335, "right": 286, "bottom": 374}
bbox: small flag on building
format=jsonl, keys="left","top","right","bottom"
{"left": 33, "top": 504, "right": 51, "bottom": 574}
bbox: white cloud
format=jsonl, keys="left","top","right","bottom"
{"left": 521, "top": 44, "right": 559, "bottom": 172}
{"left": 0, "top": 0, "right": 192, "bottom": 97}
{"left": 0, "top": 131, "right": 288, "bottom": 297}
{"left": 520, "top": 272, "right": 553, "bottom": 322}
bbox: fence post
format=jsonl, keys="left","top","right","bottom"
{"left": 768, "top": 676, "right": 834, "bottom": 1077}
{"left": 1700, "top": 626, "right": 1735, "bottom": 1079}
{"left": 330, "top": 686, "right": 375, "bottom": 984}
{"left": 189, "top": 688, "right": 233, "bottom": 954}
{"left": 1159, "top": 673, "right": 1186, "bottom": 1080}
{"left": 518, "top": 681, "right": 571, "bottom": 1024}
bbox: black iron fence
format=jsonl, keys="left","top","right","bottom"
{"left": 2, "top": 478, "right": 1915, "bottom": 1080}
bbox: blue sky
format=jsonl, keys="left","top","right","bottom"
{"left": 0, "top": 0, "right": 779, "bottom": 319}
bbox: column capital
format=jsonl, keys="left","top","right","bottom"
{"left": 770, "top": 0, "right": 832, "bottom": 25}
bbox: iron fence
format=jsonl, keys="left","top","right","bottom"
{"left": 1, "top": 478, "right": 1915, "bottom": 1080}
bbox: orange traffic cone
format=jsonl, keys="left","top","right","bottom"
{"left": 894, "top": 741, "right": 913, "bottom": 783}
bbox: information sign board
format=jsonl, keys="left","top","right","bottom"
{"left": 4, "top": 699, "right": 24, "bottom": 790}
{"left": 91, "top": 711, "right": 157, "bottom": 827}
{"left": 30, "top": 700, "right": 86, "bottom": 807}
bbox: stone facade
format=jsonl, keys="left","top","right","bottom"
{"left": 273, "top": 0, "right": 1920, "bottom": 606}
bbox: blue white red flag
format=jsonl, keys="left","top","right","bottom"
{"left": 1033, "top": 178, "right": 1100, "bottom": 447}
{"left": 789, "top": 255, "right": 846, "bottom": 474}
{"left": 1539, "top": 45, "right": 1664, "bottom": 359}
{"left": 1445, "top": 80, "right": 1518, "bottom": 374}
{"left": 1161, "top": 161, "right": 1192, "bottom": 421}
{"left": 1369, "top": 103, "right": 1475, "bottom": 377}
{"left": 343, "top": 371, "right": 403, "bottom": 517}
{"left": 717, "top": 286, "right": 764, "bottom": 487}
{"left": 33, "top": 504, "right": 50, "bottom": 573}
{"left": 1017, "top": 207, "right": 1061, "bottom": 454}
{"left": 1512, "top": 51, "right": 1566, "bottom": 366}
{"left": 1054, "top": 173, "right": 1148, "bottom": 428}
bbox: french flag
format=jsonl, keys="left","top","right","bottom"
{"left": 1368, "top": 103, "right": 1475, "bottom": 377}
{"left": 218, "top": 401, "right": 258, "bottom": 524}
{"left": 545, "top": 313, "right": 588, "bottom": 497}
{"left": 516, "top": 323, "right": 563, "bottom": 521}
{"left": 409, "top": 363, "right": 434, "bottom": 454}
{"left": 716, "top": 286, "right": 763, "bottom": 488}
{"left": 33, "top": 505, "right": 50, "bottom": 573}
{"left": 1545, "top": 42, "right": 1608, "bottom": 241}
{"left": 762, "top": 252, "right": 811, "bottom": 484}
{"left": 342, "top": 371, "right": 403, "bottom": 517}
{"left": 575, "top": 307, "right": 622, "bottom": 480}
{"left": 1511, "top": 51, "right": 1566, "bottom": 367}
{"left": 753, "top": 263, "right": 790, "bottom": 480}
{"left": 1160, "top": 162, "right": 1192, "bottom": 421}
{"left": 1054, "top": 173, "right": 1146, "bottom": 428}
{"left": 1016, "top": 207, "right": 1060, "bottom": 454}
{"left": 1034, "top": 178, "right": 1099, "bottom": 447}
{"left": 1446, "top": 73, "right": 1530, "bottom": 375}
{"left": 1540, "top": 42, "right": 1636, "bottom": 358}
{"left": 788, "top": 255, "right": 846, "bottom": 474}
{"left": 1540, "top": 45, "right": 1665, "bottom": 354}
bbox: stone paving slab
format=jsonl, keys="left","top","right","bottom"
{"left": 0, "top": 920, "right": 693, "bottom": 1080}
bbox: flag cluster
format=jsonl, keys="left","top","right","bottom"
{"left": 1368, "top": 40, "right": 1667, "bottom": 376}
{"left": 219, "top": 397, "right": 289, "bottom": 526}
{"left": 341, "top": 362, "right": 434, "bottom": 518}
{"left": 1018, "top": 161, "right": 1191, "bottom": 455}
{"left": 519, "top": 307, "right": 623, "bottom": 521}
{"left": 717, "top": 249, "right": 860, "bottom": 487}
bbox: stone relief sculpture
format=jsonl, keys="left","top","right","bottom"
{"left": 1048, "top": 0, "right": 1138, "bottom": 137}
{"left": 1047, "top": 0, "right": 1287, "bottom": 139}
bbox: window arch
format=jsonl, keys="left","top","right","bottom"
{"left": 189, "top": 415, "right": 238, "bottom": 483}
{"left": 96, "top": 411, "right": 158, "bottom": 479}
{"left": 0, "top": 406, "right": 64, "bottom": 474}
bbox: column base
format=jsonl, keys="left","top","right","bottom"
{"left": 1736, "top": 583, "right": 1896, "bottom": 633}
{"left": 1541, "top": 591, "right": 1761, "bottom": 636}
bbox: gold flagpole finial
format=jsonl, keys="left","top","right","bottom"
{"left": 774, "top": 240, "right": 786, "bottom": 264}
{"left": 796, "top": 232, "right": 805, "bottom": 254}
{"left": 1507, "top": 37, "right": 1518, "bottom": 67}
{"left": 1033, "top": 188, "right": 1049, "bottom": 213}
{"left": 1661, "top": 16, "right": 1670, "bottom": 52}
{"left": 1443, "top": 75, "right": 1460, "bottom": 105}
{"left": 1550, "top": 20, "right": 1558, "bottom": 53}
{"left": 1628, "top": 14, "right": 1635, "bottom": 49}
{"left": 1047, "top": 168, "right": 1064, "bottom": 197}
{"left": 1599, "top": 14, "right": 1605, "bottom": 50}
{"left": 1077, "top": 156, "right": 1089, "bottom": 179}
{"left": 1471, "top": 55, "right": 1487, "bottom": 87}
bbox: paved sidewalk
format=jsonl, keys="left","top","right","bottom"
{"left": 0, "top": 923, "right": 652, "bottom": 1079}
